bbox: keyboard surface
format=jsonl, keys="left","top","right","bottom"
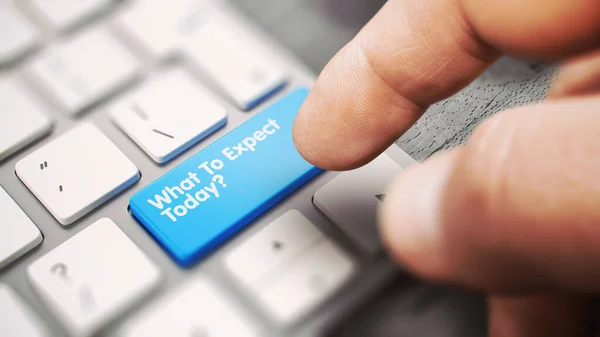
{"left": 0, "top": 1, "right": 417, "bottom": 336}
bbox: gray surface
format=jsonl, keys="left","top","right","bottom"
{"left": 399, "top": 59, "right": 554, "bottom": 160}
{"left": 230, "top": 1, "right": 556, "bottom": 336}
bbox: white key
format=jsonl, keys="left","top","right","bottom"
{"left": 0, "top": 284, "right": 47, "bottom": 337}
{"left": 28, "top": 28, "right": 139, "bottom": 116}
{"left": 0, "top": 5, "right": 39, "bottom": 65}
{"left": 225, "top": 210, "right": 323, "bottom": 290}
{"left": 110, "top": 68, "right": 227, "bottom": 163}
{"left": 27, "top": 0, "right": 113, "bottom": 31}
{"left": 0, "top": 78, "right": 52, "bottom": 161}
{"left": 27, "top": 218, "right": 161, "bottom": 337}
{"left": 259, "top": 240, "right": 355, "bottom": 323}
{"left": 15, "top": 123, "right": 140, "bottom": 225}
{"left": 0, "top": 186, "right": 43, "bottom": 269}
{"left": 116, "top": 0, "right": 211, "bottom": 57}
{"left": 183, "top": 14, "right": 287, "bottom": 110}
{"left": 121, "top": 276, "right": 257, "bottom": 337}
{"left": 313, "top": 154, "right": 400, "bottom": 254}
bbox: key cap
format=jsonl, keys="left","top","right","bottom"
{"left": 0, "top": 5, "right": 39, "bottom": 65}
{"left": 27, "top": 218, "right": 161, "bottom": 337}
{"left": 130, "top": 88, "right": 321, "bottom": 267}
{"left": 224, "top": 210, "right": 355, "bottom": 323}
{"left": 313, "top": 154, "right": 400, "bottom": 254}
{"left": 116, "top": 0, "right": 211, "bottom": 57}
{"left": 16, "top": 123, "right": 140, "bottom": 225}
{"left": 28, "top": 28, "right": 139, "bottom": 116}
{"left": 110, "top": 68, "right": 227, "bottom": 163}
{"left": 260, "top": 240, "right": 355, "bottom": 323}
{"left": 0, "top": 78, "right": 52, "bottom": 161}
{"left": 0, "top": 284, "right": 47, "bottom": 337}
{"left": 28, "top": 0, "right": 113, "bottom": 31}
{"left": 225, "top": 210, "right": 324, "bottom": 290}
{"left": 0, "top": 186, "right": 43, "bottom": 269}
{"left": 183, "top": 13, "right": 287, "bottom": 110}
{"left": 121, "top": 276, "right": 258, "bottom": 337}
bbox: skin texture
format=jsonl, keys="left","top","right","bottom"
{"left": 293, "top": 0, "right": 600, "bottom": 170}
{"left": 291, "top": 0, "right": 600, "bottom": 336}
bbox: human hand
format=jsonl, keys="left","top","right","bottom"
{"left": 292, "top": 0, "right": 600, "bottom": 336}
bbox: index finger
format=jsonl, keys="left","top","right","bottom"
{"left": 292, "top": 0, "right": 600, "bottom": 170}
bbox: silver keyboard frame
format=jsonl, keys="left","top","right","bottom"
{"left": 0, "top": 0, "right": 418, "bottom": 336}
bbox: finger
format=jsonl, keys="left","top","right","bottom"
{"left": 462, "top": 0, "right": 600, "bottom": 60}
{"left": 489, "top": 294, "right": 593, "bottom": 337}
{"left": 293, "top": 0, "right": 600, "bottom": 170}
{"left": 379, "top": 95, "right": 600, "bottom": 292}
{"left": 293, "top": 0, "right": 499, "bottom": 170}
{"left": 549, "top": 50, "right": 600, "bottom": 98}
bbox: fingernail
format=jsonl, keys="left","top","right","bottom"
{"left": 379, "top": 151, "right": 457, "bottom": 268}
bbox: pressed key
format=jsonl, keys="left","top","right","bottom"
{"left": 27, "top": 28, "right": 139, "bottom": 116}
{"left": 27, "top": 0, "right": 114, "bottom": 31}
{"left": 120, "top": 277, "right": 258, "bottom": 337}
{"left": 110, "top": 68, "right": 227, "bottom": 163}
{"left": 0, "top": 5, "right": 39, "bottom": 65}
{"left": 16, "top": 123, "right": 140, "bottom": 225}
{"left": 0, "top": 284, "right": 48, "bottom": 337}
{"left": 0, "top": 186, "right": 43, "bottom": 270}
{"left": 0, "top": 78, "right": 52, "bottom": 162}
{"left": 313, "top": 154, "right": 400, "bottom": 254}
{"left": 130, "top": 88, "right": 321, "bottom": 267}
{"left": 27, "top": 218, "right": 161, "bottom": 337}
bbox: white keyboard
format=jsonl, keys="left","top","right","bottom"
{"left": 0, "top": 1, "right": 417, "bottom": 336}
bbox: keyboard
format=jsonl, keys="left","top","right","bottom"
{"left": 0, "top": 0, "right": 417, "bottom": 336}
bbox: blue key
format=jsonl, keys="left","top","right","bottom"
{"left": 130, "top": 88, "right": 322, "bottom": 267}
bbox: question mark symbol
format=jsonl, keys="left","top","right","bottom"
{"left": 212, "top": 174, "right": 226, "bottom": 188}
{"left": 51, "top": 263, "right": 71, "bottom": 284}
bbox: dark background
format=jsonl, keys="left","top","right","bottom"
{"left": 230, "top": 1, "right": 555, "bottom": 336}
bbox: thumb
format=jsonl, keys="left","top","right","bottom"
{"left": 379, "top": 95, "right": 600, "bottom": 293}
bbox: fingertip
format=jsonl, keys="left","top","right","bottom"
{"left": 548, "top": 50, "right": 600, "bottom": 98}
{"left": 292, "top": 46, "right": 413, "bottom": 171}
{"left": 379, "top": 150, "right": 459, "bottom": 280}
{"left": 292, "top": 97, "right": 320, "bottom": 166}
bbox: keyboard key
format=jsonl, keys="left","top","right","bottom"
{"left": 27, "top": 0, "right": 114, "bottom": 31}
{"left": 260, "top": 240, "right": 355, "bottom": 323}
{"left": 225, "top": 210, "right": 323, "bottom": 289}
{"left": 118, "top": 0, "right": 285, "bottom": 109}
{"left": 110, "top": 68, "right": 227, "bottom": 163}
{"left": 121, "top": 276, "right": 258, "bottom": 337}
{"left": 0, "top": 186, "right": 43, "bottom": 269}
{"left": 0, "top": 5, "right": 39, "bottom": 65}
{"left": 16, "top": 123, "right": 140, "bottom": 225}
{"left": 0, "top": 78, "right": 52, "bottom": 161}
{"left": 28, "top": 28, "right": 139, "bottom": 116}
{"left": 183, "top": 13, "right": 287, "bottom": 110}
{"left": 27, "top": 218, "right": 161, "bottom": 337}
{"left": 224, "top": 209, "right": 354, "bottom": 323}
{"left": 0, "top": 284, "right": 47, "bottom": 337}
{"left": 116, "top": 0, "right": 211, "bottom": 57}
{"left": 130, "top": 88, "right": 321, "bottom": 267}
{"left": 313, "top": 154, "right": 400, "bottom": 254}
